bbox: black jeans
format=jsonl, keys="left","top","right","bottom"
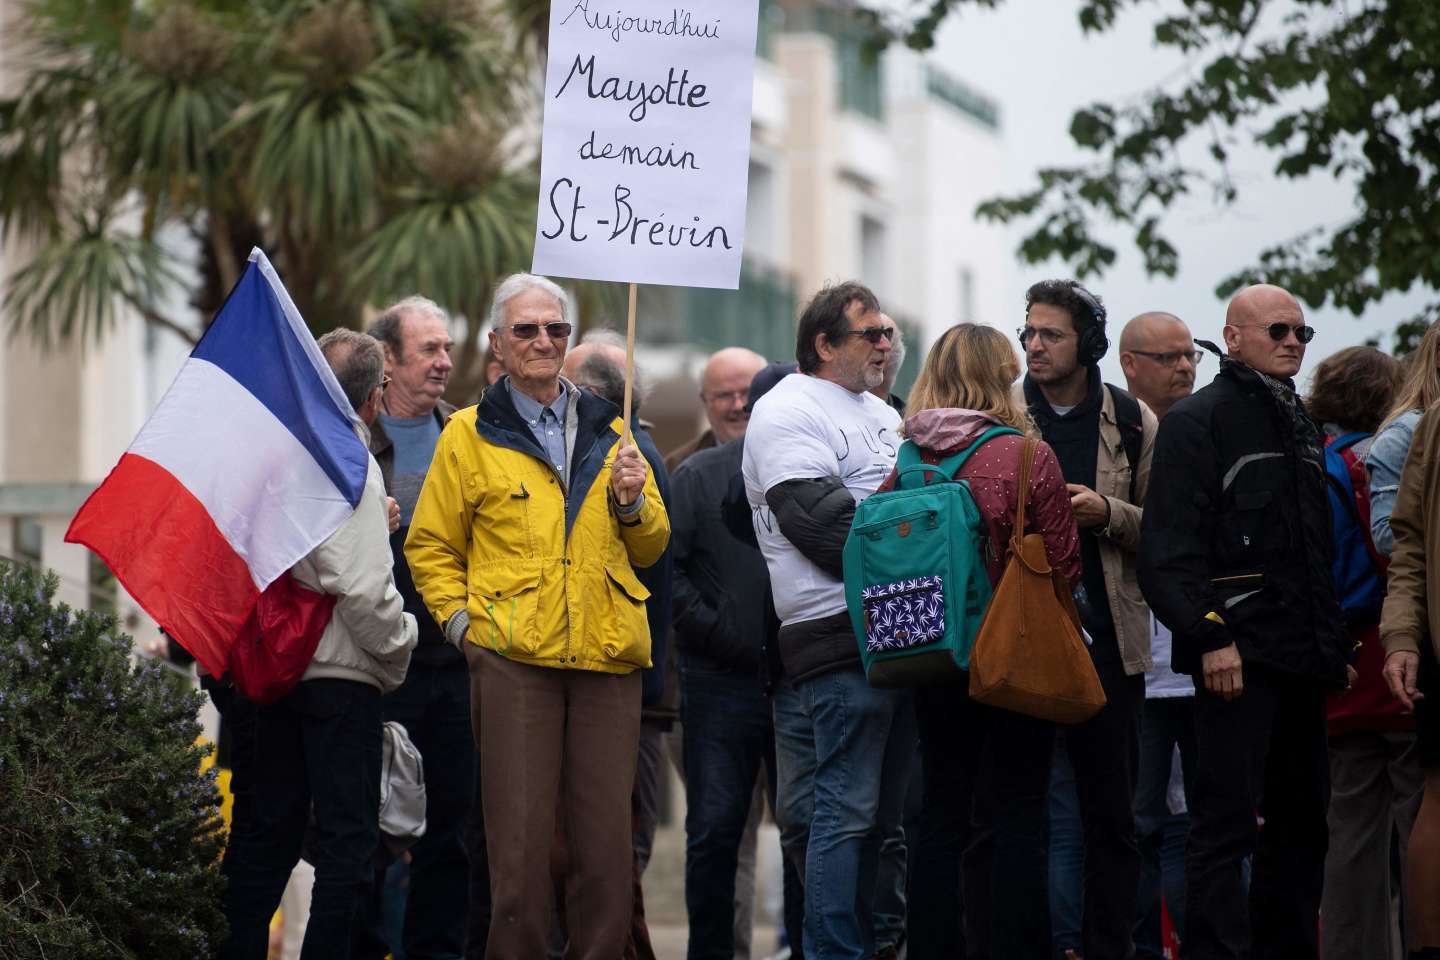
{"left": 909, "top": 684, "right": 1055, "bottom": 960}
{"left": 1059, "top": 659, "right": 1145, "bottom": 960}
{"left": 219, "top": 678, "right": 382, "bottom": 960}
{"left": 681, "top": 665, "right": 778, "bottom": 960}
{"left": 383, "top": 658, "right": 475, "bottom": 960}
{"left": 1186, "top": 666, "right": 1328, "bottom": 960}
{"left": 1135, "top": 695, "right": 1197, "bottom": 958}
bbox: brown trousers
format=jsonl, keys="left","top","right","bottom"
{"left": 465, "top": 645, "right": 641, "bottom": 960}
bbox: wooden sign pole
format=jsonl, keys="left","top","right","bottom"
{"left": 621, "top": 281, "right": 637, "bottom": 448}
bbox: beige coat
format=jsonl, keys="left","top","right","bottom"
{"left": 1379, "top": 406, "right": 1440, "bottom": 662}
{"left": 1017, "top": 381, "right": 1160, "bottom": 675}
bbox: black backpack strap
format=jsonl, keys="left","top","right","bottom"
{"left": 1107, "top": 384, "right": 1144, "bottom": 503}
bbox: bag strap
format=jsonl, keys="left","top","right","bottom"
{"left": 1012, "top": 437, "right": 1038, "bottom": 545}
{"left": 895, "top": 426, "right": 1022, "bottom": 488}
{"left": 1107, "top": 384, "right": 1143, "bottom": 504}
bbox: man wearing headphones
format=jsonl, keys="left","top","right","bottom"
{"left": 1019, "top": 279, "right": 1159, "bottom": 960}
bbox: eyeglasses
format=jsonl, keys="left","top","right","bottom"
{"left": 1130, "top": 349, "right": 1204, "bottom": 368}
{"left": 703, "top": 389, "right": 748, "bottom": 406}
{"left": 1245, "top": 322, "right": 1315, "bottom": 344}
{"left": 505, "top": 321, "right": 573, "bottom": 341}
{"left": 1017, "top": 326, "right": 1075, "bottom": 346}
{"left": 381, "top": 375, "right": 392, "bottom": 388}
{"left": 843, "top": 325, "right": 896, "bottom": 345}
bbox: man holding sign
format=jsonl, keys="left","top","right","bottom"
{"left": 405, "top": 273, "right": 669, "bottom": 959}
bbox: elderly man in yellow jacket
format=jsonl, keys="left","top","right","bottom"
{"left": 405, "top": 272, "right": 669, "bottom": 960}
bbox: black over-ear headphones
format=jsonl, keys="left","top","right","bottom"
{"left": 1072, "top": 284, "right": 1109, "bottom": 365}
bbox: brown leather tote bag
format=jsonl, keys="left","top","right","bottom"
{"left": 968, "top": 438, "right": 1107, "bottom": 724}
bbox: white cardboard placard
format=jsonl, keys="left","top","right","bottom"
{"left": 531, "top": 1, "right": 760, "bottom": 289}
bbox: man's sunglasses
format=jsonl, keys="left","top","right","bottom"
{"left": 505, "top": 321, "right": 573, "bottom": 341}
{"left": 843, "top": 325, "right": 896, "bottom": 345}
{"left": 1248, "top": 322, "right": 1315, "bottom": 344}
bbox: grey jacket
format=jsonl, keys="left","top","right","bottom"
{"left": 291, "top": 450, "right": 418, "bottom": 692}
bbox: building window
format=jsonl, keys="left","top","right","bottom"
{"left": 860, "top": 215, "right": 888, "bottom": 297}
{"left": 13, "top": 517, "right": 43, "bottom": 568}
{"left": 746, "top": 161, "right": 776, "bottom": 265}
{"left": 89, "top": 554, "right": 118, "bottom": 617}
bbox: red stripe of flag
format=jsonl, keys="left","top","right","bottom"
{"left": 65, "top": 452, "right": 258, "bottom": 677}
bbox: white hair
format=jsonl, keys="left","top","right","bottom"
{"left": 488, "top": 273, "right": 570, "bottom": 331}
{"left": 884, "top": 322, "right": 906, "bottom": 376}
{"left": 580, "top": 327, "right": 627, "bottom": 350}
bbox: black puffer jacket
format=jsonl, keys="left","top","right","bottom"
{"left": 670, "top": 439, "right": 769, "bottom": 676}
{"left": 1138, "top": 354, "right": 1351, "bottom": 687}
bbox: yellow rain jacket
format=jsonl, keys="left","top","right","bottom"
{"left": 405, "top": 380, "right": 669, "bottom": 674}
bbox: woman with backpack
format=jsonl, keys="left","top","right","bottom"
{"left": 1305, "top": 345, "right": 1416, "bottom": 959}
{"left": 885, "top": 323, "right": 1081, "bottom": 959}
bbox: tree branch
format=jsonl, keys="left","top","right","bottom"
{"left": 120, "top": 291, "right": 199, "bottom": 347}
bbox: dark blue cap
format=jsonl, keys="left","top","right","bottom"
{"left": 745, "top": 361, "right": 799, "bottom": 413}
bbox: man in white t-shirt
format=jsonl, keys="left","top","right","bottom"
{"left": 1118, "top": 311, "right": 1200, "bottom": 955}
{"left": 742, "top": 281, "right": 911, "bottom": 960}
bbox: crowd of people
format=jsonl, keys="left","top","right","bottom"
{"left": 202, "top": 272, "right": 1440, "bottom": 960}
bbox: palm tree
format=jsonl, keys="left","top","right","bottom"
{"left": 0, "top": 0, "right": 538, "bottom": 375}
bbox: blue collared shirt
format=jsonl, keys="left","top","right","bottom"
{"left": 508, "top": 380, "right": 569, "bottom": 481}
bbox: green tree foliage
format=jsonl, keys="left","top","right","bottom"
{"left": 0, "top": 0, "right": 537, "bottom": 387}
{"left": 0, "top": 561, "right": 226, "bottom": 958}
{"left": 867, "top": 0, "right": 1440, "bottom": 326}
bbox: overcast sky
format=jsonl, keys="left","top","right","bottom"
{"left": 927, "top": 0, "right": 1433, "bottom": 390}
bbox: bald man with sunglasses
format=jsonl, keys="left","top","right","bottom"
{"left": 1138, "top": 284, "right": 1355, "bottom": 960}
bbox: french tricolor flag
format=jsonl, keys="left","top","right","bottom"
{"left": 66, "top": 249, "right": 369, "bottom": 681}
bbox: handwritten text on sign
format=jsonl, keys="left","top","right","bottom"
{"left": 531, "top": 1, "right": 760, "bottom": 289}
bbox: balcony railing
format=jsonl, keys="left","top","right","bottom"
{"left": 682, "top": 261, "right": 798, "bottom": 361}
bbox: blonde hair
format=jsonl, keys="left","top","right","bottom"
{"left": 1381, "top": 321, "right": 1440, "bottom": 430}
{"left": 905, "top": 323, "right": 1034, "bottom": 435}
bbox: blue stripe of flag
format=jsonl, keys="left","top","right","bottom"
{"left": 192, "top": 260, "right": 369, "bottom": 507}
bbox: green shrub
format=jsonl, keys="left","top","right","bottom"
{"left": 0, "top": 561, "right": 226, "bottom": 958}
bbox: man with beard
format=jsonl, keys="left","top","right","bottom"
{"left": 743, "top": 282, "right": 911, "bottom": 960}
{"left": 1020, "top": 279, "right": 1157, "bottom": 960}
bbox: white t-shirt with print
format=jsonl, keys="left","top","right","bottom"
{"left": 741, "top": 373, "right": 902, "bottom": 626}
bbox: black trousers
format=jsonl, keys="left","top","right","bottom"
{"left": 909, "top": 684, "right": 1056, "bottom": 960}
{"left": 1185, "top": 665, "right": 1329, "bottom": 960}
{"left": 219, "top": 678, "right": 383, "bottom": 960}
{"left": 1059, "top": 659, "right": 1145, "bottom": 960}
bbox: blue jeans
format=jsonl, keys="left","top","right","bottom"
{"left": 775, "top": 668, "right": 914, "bottom": 960}
{"left": 219, "top": 679, "right": 382, "bottom": 960}
{"left": 1134, "top": 696, "right": 1196, "bottom": 958}
{"left": 682, "top": 666, "right": 777, "bottom": 960}
{"left": 773, "top": 681, "right": 814, "bottom": 959}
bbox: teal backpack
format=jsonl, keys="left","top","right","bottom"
{"left": 843, "top": 426, "right": 1019, "bottom": 687}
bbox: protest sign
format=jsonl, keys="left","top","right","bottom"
{"left": 532, "top": 0, "right": 761, "bottom": 290}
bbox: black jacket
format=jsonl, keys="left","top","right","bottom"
{"left": 1138, "top": 356, "right": 1351, "bottom": 687}
{"left": 670, "top": 440, "right": 769, "bottom": 676}
{"left": 765, "top": 476, "right": 862, "bottom": 682}
{"left": 370, "top": 400, "right": 460, "bottom": 667}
